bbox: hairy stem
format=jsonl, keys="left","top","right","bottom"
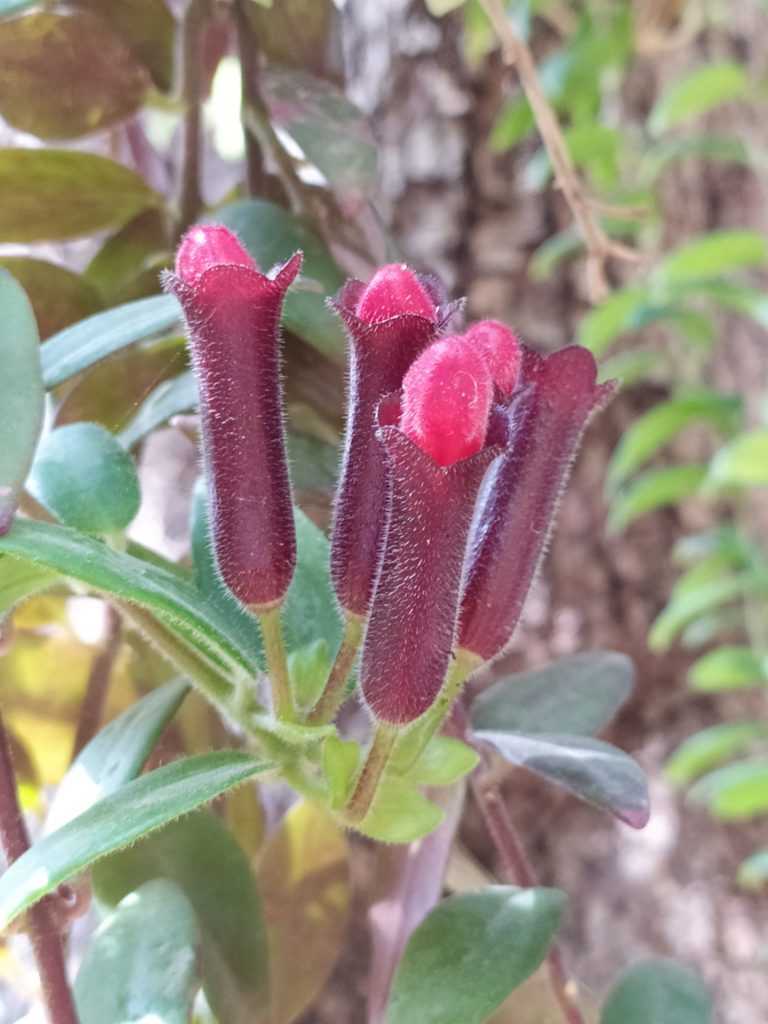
{"left": 307, "top": 613, "right": 364, "bottom": 725}
{"left": 71, "top": 605, "right": 122, "bottom": 759}
{"left": 345, "top": 724, "right": 397, "bottom": 823}
{"left": 257, "top": 606, "right": 296, "bottom": 722}
{"left": 0, "top": 712, "right": 79, "bottom": 1024}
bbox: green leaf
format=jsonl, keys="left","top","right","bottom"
{"left": 688, "top": 758, "right": 768, "bottom": 820}
{"left": 476, "top": 730, "right": 649, "bottom": 828}
{"left": 0, "top": 751, "right": 271, "bottom": 930}
{"left": 608, "top": 464, "right": 707, "bottom": 532}
{"left": 321, "top": 735, "right": 359, "bottom": 809}
{"left": 283, "top": 510, "right": 341, "bottom": 655}
{"left": 0, "top": 258, "right": 103, "bottom": 339}
{"left": 575, "top": 285, "right": 650, "bottom": 356}
{"left": 0, "top": 268, "right": 43, "bottom": 534}
{"left": 607, "top": 391, "right": 742, "bottom": 493}
{"left": 650, "top": 572, "right": 768, "bottom": 651}
{"left": 76, "top": 0, "right": 176, "bottom": 93}
{"left": 85, "top": 209, "right": 170, "bottom": 304}
{"left": 425, "top": 0, "right": 466, "bottom": 14}
{"left": 93, "top": 810, "right": 269, "bottom": 1024}
{"left": 598, "top": 350, "right": 668, "bottom": 388}
{"left": 41, "top": 293, "right": 180, "bottom": 389}
{"left": 528, "top": 228, "right": 583, "bottom": 281}
{"left": 689, "top": 646, "right": 768, "bottom": 692}
{"left": 357, "top": 776, "right": 445, "bottom": 844}
{"left": 687, "top": 280, "right": 768, "bottom": 328}
{"left": 705, "top": 429, "right": 768, "bottom": 490}
{"left": 642, "top": 136, "right": 751, "bottom": 181}
{"left": 666, "top": 722, "right": 768, "bottom": 786}
{"left": 0, "top": 554, "right": 59, "bottom": 615}
{"left": 737, "top": 849, "right": 768, "bottom": 890}
{"left": 75, "top": 879, "right": 200, "bottom": 1024}
{"left": 656, "top": 230, "right": 768, "bottom": 286}
{"left": 471, "top": 652, "right": 634, "bottom": 737}
{"left": 0, "top": 149, "right": 160, "bottom": 243}
{"left": 46, "top": 679, "right": 189, "bottom": 832}
{"left": 402, "top": 736, "right": 479, "bottom": 786}
{"left": 0, "top": 0, "right": 40, "bottom": 14}
{"left": 384, "top": 886, "right": 566, "bottom": 1024}
{"left": 244, "top": 0, "right": 338, "bottom": 78}
{"left": 119, "top": 370, "right": 197, "bottom": 448}
{"left": 289, "top": 639, "right": 331, "bottom": 710}
{"left": 0, "top": 518, "right": 262, "bottom": 678}
{"left": 649, "top": 62, "right": 749, "bottom": 135}
{"left": 0, "top": 10, "right": 147, "bottom": 139}
{"left": 215, "top": 200, "right": 345, "bottom": 357}
{"left": 602, "top": 958, "right": 712, "bottom": 1024}
{"left": 490, "top": 96, "right": 535, "bottom": 151}
{"left": 28, "top": 423, "right": 141, "bottom": 534}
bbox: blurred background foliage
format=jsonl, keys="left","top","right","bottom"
{"left": 0, "top": 0, "right": 767, "bottom": 1022}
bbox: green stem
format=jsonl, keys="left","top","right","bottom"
{"left": 257, "top": 606, "right": 296, "bottom": 722}
{"left": 307, "top": 614, "right": 364, "bottom": 725}
{"left": 345, "top": 724, "right": 397, "bottom": 823}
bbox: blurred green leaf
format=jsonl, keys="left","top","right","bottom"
{"left": 425, "top": 0, "right": 465, "bottom": 13}
{"left": 705, "top": 429, "right": 768, "bottom": 490}
{"left": 0, "top": 149, "right": 161, "bottom": 243}
{"left": 75, "top": 879, "right": 200, "bottom": 1024}
{"left": 384, "top": 887, "right": 566, "bottom": 1024}
{"left": 0, "top": 258, "right": 102, "bottom": 339}
{"left": 687, "top": 280, "right": 768, "bottom": 329}
{"left": 608, "top": 464, "right": 707, "bottom": 532}
{"left": 576, "top": 286, "right": 649, "bottom": 355}
{"left": 651, "top": 572, "right": 768, "bottom": 651}
{"left": 119, "top": 370, "right": 197, "bottom": 448}
{"left": 528, "top": 228, "right": 582, "bottom": 282}
{"left": 598, "top": 350, "right": 668, "bottom": 388}
{"left": 689, "top": 758, "right": 768, "bottom": 820}
{"left": 666, "top": 722, "right": 768, "bottom": 786}
{"left": 77, "top": 0, "right": 176, "bottom": 93}
{"left": 0, "top": 554, "right": 59, "bottom": 615}
{"left": 28, "top": 423, "right": 141, "bottom": 534}
{"left": 656, "top": 230, "right": 768, "bottom": 286}
{"left": 738, "top": 849, "right": 768, "bottom": 890}
{"left": 401, "top": 736, "right": 479, "bottom": 786}
{"left": 476, "top": 730, "right": 649, "bottom": 828}
{"left": 94, "top": 810, "right": 270, "bottom": 1024}
{"left": 245, "top": 0, "right": 339, "bottom": 77}
{"left": 607, "top": 391, "right": 741, "bottom": 493}
{"left": 0, "top": 751, "right": 271, "bottom": 930}
{"left": 0, "top": 268, "right": 43, "bottom": 534}
{"left": 490, "top": 97, "right": 535, "bottom": 152}
{"left": 602, "top": 958, "right": 712, "bottom": 1024}
{"left": 689, "top": 646, "right": 768, "bottom": 692}
{"left": 0, "top": 10, "right": 147, "bottom": 139}
{"left": 649, "top": 62, "right": 749, "bottom": 136}
{"left": 85, "top": 209, "right": 170, "bottom": 304}
{"left": 642, "top": 136, "right": 751, "bottom": 181}
{"left": 471, "top": 652, "right": 634, "bottom": 736}
{"left": 321, "top": 735, "right": 359, "bottom": 809}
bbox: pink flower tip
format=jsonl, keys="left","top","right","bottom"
{"left": 356, "top": 263, "right": 436, "bottom": 324}
{"left": 400, "top": 335, "right": 493, "bottom": 467}
{"left": 175, "top": 224, "right": 257, "bottom": 285}
{"left": 465, "top": 319, "right": 521, "bottom": 396}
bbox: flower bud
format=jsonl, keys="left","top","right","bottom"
{"left": 359, "top": 346, "right": 503, "bottom": 726}
{"left": 163, "top": 224, "right": 300, "bottom": 610}
{"left": 464, "top": 319, "right": 521, "bottom": 397}
{"left": 330, "top": 265, "right": 460, "bottom": 618}
{"left": 459, "top": 345, "right": 616, "bottom": 663}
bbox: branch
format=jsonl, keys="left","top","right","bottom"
{"left": 177, "top": 0, "right": 209, "bottom": 234}
{"left": 71, "top": 605, "right": 122, "bottom": 759}
{"left": 479, "top": 0, "right": 641, "bottom": 302}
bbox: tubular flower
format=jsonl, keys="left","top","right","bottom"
{"left": 360, "top": 338, "right": 504, "bottom": 725}
{"left": 464, "top": 319, "right": 521, "bottom": 398}
{"left": 163, "top": 224, "right": 300, "bottom": 610}
{"left": 329, "top": 264, "right": 461, "bottom": 618}
{"left": 459, "top": 345, "right": 616, "bottom": 663}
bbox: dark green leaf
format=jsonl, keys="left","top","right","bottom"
{"left": 118, "top": 370, "right": 197, "bottom": 448}
{"left": 602, "top": 958, "right": 712, "bottom": 1024}
{"left": 471, "top": 652, "right": 634, "bottom": 736}
{"left": 85, "top": 209, "right": 170, "bottom": 304}
{"left": 94, "top": 810, "right": 269, "bottom": 1024}
{"left": 649, "top": 62, "right": 748, "bottom": 135}
{"left": 28, "top": 423, "right": 141, "bottom": 534}
{"left": 689, "top": 645, "right": 768, "bottom": 692}
{"left": 283, "top": 509, "right": 341, "bottom": 654}
{"left": 688, "top": 758, "right": 768, "bottom": 820}
{"left": 0, "top": 258, "right": 102, "bottom": 339}
{"left": 666, "top": 722, "right": 768, "bottom": 786}
{"left": 0, "top": 10, "right": 147, "bottom": 139}
{"left": 0, "top": 268, "right": 43, "bottom": 533}
{"left": 75, "top": 879, "right": 200, "bottom": 1024}
{"left": 41, "top": 293, "right": 180, "bottom": 389}
{"left": 0, "top": 149, "right": 161, "bottom": 243}
{"left": 608, "top": 464, "right": 707, "bottom": 532}
{"left": 76, "top": 0, "right": 176, "bottom": 93}
{"left": 476, "top": 730, "right": 649, "bottom": 828}
{"left": 245, "top": 0, "right": 339, "bottom": 77}
{"left": 384, "top": 886, "right": 566, "bottom": 1024}
{"left": 0, "top": 751, "right": 271, "bottom": 930}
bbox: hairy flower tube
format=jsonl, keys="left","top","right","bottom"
{"left": 329, "top": 264, "right": 461, "bottom": 619}
{"left": 459, "top": 344, "right": 616, "bottom": 663}
{"left": 464, "top": 319, "right": 521, "bottom": 398}
{"left": 163, "top": 225, "right": 300, "bottom": 611}
{"left": 359, "top": 338, "right": 505, "bottom": 725}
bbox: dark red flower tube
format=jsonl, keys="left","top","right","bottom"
{"left": 360, "top": 338, "right": 504, "bottom": 725}
{"left": 458, "top": 345, "right": 616, "bottom": 663}
{"left": 163, "top": 225, "right": 300, "bottom": 610}
{"left": 329, "top": 264, "right": 460, "bottom": 618}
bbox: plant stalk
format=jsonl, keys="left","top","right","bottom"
{"left": 345, "top": 724, "right": 397, "bottom": 823}
{"left": 307, "top": 613, "right": 364, "bottom": 725}
{"left": 257, "top": 606, "right": 296, "bottom": 722}
{"left": 71, "top": 605, "right": 122, "bottom": 759}
{"left": 177, "top": 0, "right": 208, "bottom": 234}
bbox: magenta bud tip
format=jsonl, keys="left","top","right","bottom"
{"left": 176, "top": 224, "right": 257, "bottom": 285}
{"left": 355, "top": 263, "right": 437, "bottom": 324}
{"left": 465, "top": 319, "right": 521, "bottom": 397}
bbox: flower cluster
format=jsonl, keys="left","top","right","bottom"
{"left": 167, "top": 225, "right": 614, "bottom": 743}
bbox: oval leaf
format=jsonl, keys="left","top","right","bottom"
{"left": 75, "top": 878, "right": 200, "bottom": 1024}
{"left": 0, "top": 10, "right": 147, "bottom": 139}
{"left": 384, "top": 886, "right": 566, "bottom": 1024}
{"left": 0, "top": 268, "right": 43, "bottom": 534}
{"left": 688, "top": 645, "right": 768, "bottom": 692}
{"left": 0, "top": 750, "right": 271, "bottom": 930}
{"left": 601, "top": 957, "right": 712, "bottom": 1024}
{"left": 476, "top": 730, "right": 649, "bottom": 828}
{"left": 688, "top": 758, "right": 768, "bottom": 821}
{"left": 656, "top": 229, "right": 768, "bottom": 285}
{"left": 608, "top": 464, "right": 707, "bottom": 533}
{"left": 28, "top": 423, "right": 141, "bottom": 534}
{"left": 0, "top": 258, "right": 103, "bottom": 339}
{"left": 666, "top": 721, "right": 768, "bottom": 786}
{"left": 649, "top": 62, "right": 748, "bottom": 135}
{"left": 0, "top": 149, "right": 160, "bottom": 243}
{"left": 471, "top": 652, "right": 634, "bottom": 737}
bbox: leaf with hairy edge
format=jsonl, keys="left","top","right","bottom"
{"left": 476, "top": 730, "right": 649, "bottom": 828}
{"left": 602, "top": 958, "right": 712, "bottom": 1024}
{"left": 75, "top": 879, "right": 200, "bottom": 1024}
{"left": 471, "top": 652, "right": 634, "bottom": 737}
{"left": 94, "top": 811, "right": 270, "bottom": 1024}
{"left": 666, "top": 722, "right": 768, "bottom": 786}
{"left": 384, "top": 887, "right": 566, "bottom": 1024}
{"left": 0, "top": 268, "right": 43, "bottom": 534}
{"left": 0, "top": 751, "right": 272, "bottom": 930}
{"left": 46, "top": 679, "right": 189, "bottom": 833}
{"left": 0, "top": 150, "right": 160, "bottom": 243}
{"left": 0, "top": 555, "right": 59, "bottom": 615}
